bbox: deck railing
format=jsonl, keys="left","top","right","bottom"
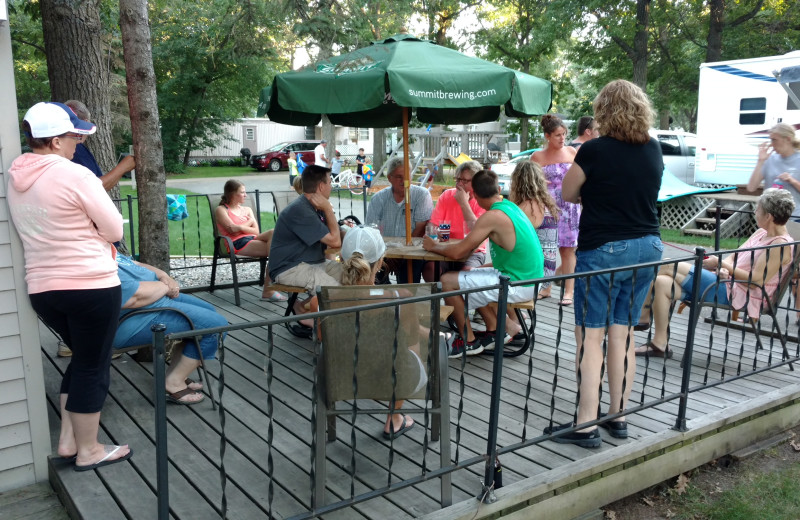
{"left": 141, "top": 239, "right": 800, "bottom": 519}
{"left": 115, "top": 188, "right": 368, "bottom": 280}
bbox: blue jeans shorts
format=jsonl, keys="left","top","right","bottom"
{"left": 679, "top": 268, "right": 730, "bottom": 305}
{"left": 574, "top": 235, "right": 664, "bottom": 328}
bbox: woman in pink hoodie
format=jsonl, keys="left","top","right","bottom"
{"left": 8, "top": 102, "right": 132, "bottom": 472}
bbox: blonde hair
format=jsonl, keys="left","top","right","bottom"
{"left": 341, "top": 252, "right": 383, "bottom": 286}
{"left": 593, "top": 79, "right": 654, "bottom": 145}
{"left": 509, "top": 161, "right": 558, "bottom": 219}
{"left": 292, "top": 175, "right": 303, "bottom": 194}
{"left": 770, "top": 123, "right": 800, "bottom": 150}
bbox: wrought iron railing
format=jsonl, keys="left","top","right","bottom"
{"left": 138, "top": 240, "right": 799, "bottom": 519}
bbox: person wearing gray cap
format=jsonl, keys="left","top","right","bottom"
{"left": 314, "top": 139, "right": 329, "bottom": 168}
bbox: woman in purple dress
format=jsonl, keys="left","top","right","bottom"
{"left": 532, "top": 114, "right": 579, "bottom": 305}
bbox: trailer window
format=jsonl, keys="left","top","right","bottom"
{"left": 739, "top": 97, "right": 766, "bottom": 125}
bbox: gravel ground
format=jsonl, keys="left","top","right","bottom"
{"left": 168, "top": 257, "right": 263, "bottom": 289}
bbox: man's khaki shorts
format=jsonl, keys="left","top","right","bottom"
{"left": 275, "top": 260, "right": 343, "bottom": 292}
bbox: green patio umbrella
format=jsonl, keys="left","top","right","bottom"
{"left": 257, "top": 33, "right": 552, "bottom": 244}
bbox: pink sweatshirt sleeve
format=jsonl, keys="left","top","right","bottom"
{"left": 75, "top": 174, "right": 124, "bottom": 243}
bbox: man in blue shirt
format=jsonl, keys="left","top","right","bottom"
{"left": 65, "top": 100, "right": 136, "bottom": 191}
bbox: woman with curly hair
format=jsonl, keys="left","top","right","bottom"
{"left": 531, "top": 114, "right": 579, "bottom": 304}
{"left": 546, "top": 80, "right": 664, "bottom": 448}
{"left": 509, "top": 160, "right": 559, "bottom": 299}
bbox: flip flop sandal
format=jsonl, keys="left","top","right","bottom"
{"left": 185, "top": 378, "right": 203, "bottom": 391}
{"left": 261, "top": 292, "right": 288, "bottom": 302}
{"left": 74, "top": 446, "right": 134, "bottom": 472}
{"left": 634, "top": 341, "right": 672, "bottom": 358}
{"left": 633, "top": 321, "right": 650, "bottom": 331}
{"left": 558, "top": 298, "right": 573, "bottom": 306}
{"left": 537, "top": 293, "right": 551, "bottom": 300}
{"left": 165, "top": 387, "right": 205, "bottom": 405}
{"left": 382, "top": 414, "right": 414, "bottom": 440}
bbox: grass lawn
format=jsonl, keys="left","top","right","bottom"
{"left": 660, "top": 228, "right": 744, "bottom": 252}
{"left": 118, "top": 186, "right": 277, "bottom": 257}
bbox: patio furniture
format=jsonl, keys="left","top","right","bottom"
{"left": 271, "top": 190, "right": 300, "bottom": 214}
{"left": 264, "top": 283, "right": 311, "bottom": 338}
{"left": 504, "top": 298, "right": 536, "bottom": 358}
{"left": 206, "top": 194, "right": 267, "bottom": 306}
{"left": 315, "top": 282, "right": 452, "bottom": 508}
{"left": 679, "top": 245, "right": 800, "bottom": 370}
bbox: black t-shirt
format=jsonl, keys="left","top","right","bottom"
{"left": 355, "top": 154, "right": 366, "bottom": 175}
{"left": 574, "top": 136, "right": 662, "bottom": 251}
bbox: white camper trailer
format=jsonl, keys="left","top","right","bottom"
{"left": 695, "top": 51, "right": 800, "bottom": 185}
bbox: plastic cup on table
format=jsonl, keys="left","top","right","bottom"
{"left": 426, "top": 223, "right": 438, "bottom": 240}
{"left": 438, "top": 220, "right": 451, "bottom": 242}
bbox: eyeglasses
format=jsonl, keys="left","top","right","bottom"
{"left": 61, "top": 134, "right": 84, "bottom": 142}
{"left": 455, "top": 176, "right": 472, "bottom": 184}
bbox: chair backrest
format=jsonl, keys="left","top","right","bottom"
{"left": 272, "top": 190, "right": 300, "bottom": 216}
{"left": 206, "top": 192, "right": 262, "bottom": 241}
{"left": 765, "top": 241, "right": 800, "bottom": 310}
{"left": 318, "top": 283, "right": 440, "bottom": 403}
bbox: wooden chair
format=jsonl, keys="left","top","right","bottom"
{"left": 681, "top": 244, "right": 799, "bottom": 369}
{"left": 116, "top": 307, "right": 218, "bottom": 408}
{"left": 207, "top": 194, "right": 268, "bottom": 306}
{"left": 315, "top": 283, "right": 452, "bottom": 508}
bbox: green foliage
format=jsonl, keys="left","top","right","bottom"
{"left": 150, "top": 0, "right": 288, "bottom": 171}
{"left": 8, "top": 1, "right": 50, "bottom": 124}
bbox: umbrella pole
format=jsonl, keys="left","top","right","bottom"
{"left": 402, "top": 107, "right": 415, "bottom": 282}
{"left": 403, "top": 107, "right": 412, "bottom": 247}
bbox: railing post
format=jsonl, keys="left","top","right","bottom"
{"left": 479, "top": 276, "right": 510, "bottom": 503}
{"left": 714, "top": 202, "right": 721, "bottom": 252}
{"left": 152, "top": 323, "right": 169, "bottom": 520}
{"left": 362, "top": 188, "right": 368, "bottom": 219}
{"left": 673, "top": 248, "right": 705, "bottom": 432}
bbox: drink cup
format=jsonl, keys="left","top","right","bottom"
{"left": 426, "top": 223, "right": 438, "bottom": 240}
{"left": 438, "top": 221, "right": 451, "bottom": 242}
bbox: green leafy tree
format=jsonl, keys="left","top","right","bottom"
{"left": 151, "top": 0, "right": 287, "bottom": 171}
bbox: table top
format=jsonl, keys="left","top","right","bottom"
{"left": 381, "top": 236, "right": 468, "bottom": 262}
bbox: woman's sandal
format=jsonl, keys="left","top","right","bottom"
{"left": 634, "top": 341, "right": 672, "bottom": 359}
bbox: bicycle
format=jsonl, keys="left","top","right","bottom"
{"left": 331, "top": 169, "right": 364, "bottom": 195}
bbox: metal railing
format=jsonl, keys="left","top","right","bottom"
{"left": 136, "top": 240, "right": 800, "bottom": 519}
{"left": 116, "top": 188, "right": 368, "bottom": 281}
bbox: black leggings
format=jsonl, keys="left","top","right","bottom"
{"left": 31, "top": 286, "right": 121, "bottom": 414}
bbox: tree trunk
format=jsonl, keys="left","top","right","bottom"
{"left": 372, "top": 127, "right": 386, "bottom": 175}
{"left": 520, "top": 118, "right": 530, "bottom": 152}
{"left": 119, "top": 0, "right": 170, "bottom": 271}
{"left": 706, "top": 0, "right": 724, "bottom": 63}
{"left": 632, "top": 0, "right": 651, "bottom": 89}
{"left": 40, "top": 0, "right": 126, "bottom": 246}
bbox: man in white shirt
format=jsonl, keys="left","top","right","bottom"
{"left": 314, "top": 139, "right": 328, "bottom": 168}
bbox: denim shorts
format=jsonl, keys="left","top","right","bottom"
{"left": 679, "top": 268, "right": 730, "bottom": 305}
{"left": 232, "top": 235, "right": 255, "bottom": 252}
{"left": 574, "top": 235, "right": 663, "bottom": 328}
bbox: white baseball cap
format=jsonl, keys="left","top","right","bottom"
{"left": 341, "top": 226, "right": 385, "bottom": 263}
{"left": 23, "top": 102, "right": 97, "bottom": 138}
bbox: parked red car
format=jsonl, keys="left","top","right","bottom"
{"left": 250, "top": 140, "right": 323, "bottom": 172}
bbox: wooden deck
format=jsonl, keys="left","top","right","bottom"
{"left": 41, "top": 285, "right": 800, "bottom": 519}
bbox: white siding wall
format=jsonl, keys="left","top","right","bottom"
{"left": 0, "top": 15, "right": 51, "bottom": 492}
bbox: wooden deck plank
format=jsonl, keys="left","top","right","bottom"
{"left": 43, "top": 285, "right": 800, "bottom": 520}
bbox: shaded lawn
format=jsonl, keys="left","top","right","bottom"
{"left": 117, "top": 186, "right": 277, "bottom": 257}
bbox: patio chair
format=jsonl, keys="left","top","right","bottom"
{"left": 115, "top": 307, "right": 218, "bottom": 408}
{"left": 680, "top": 245, "right": 799, "bottom": 370}
{"left": 315, "top": 282, "right": 452, "bottom": 508}
{"left": 207, "top": 194, "right": 267, "bottom": 306}
{"left": 271, "top": 190, "right": 300, "bottom": 215}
